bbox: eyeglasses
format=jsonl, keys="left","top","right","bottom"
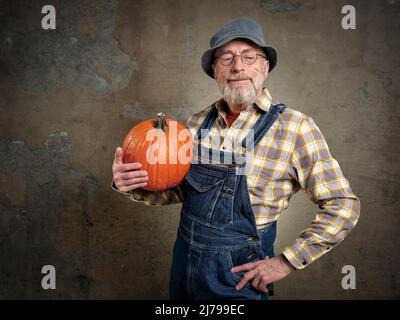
{"left": 216, "top": 49, "right": 267, "bottom": 66}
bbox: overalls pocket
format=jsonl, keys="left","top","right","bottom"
{"left": 224, "top": 248, "right": 267, "bottom": 299}
{"left": 182, "top": 169, "right": 234, "bottom": 229}
{"left": 227, "top": 246, "right": 260, "bottom": 284}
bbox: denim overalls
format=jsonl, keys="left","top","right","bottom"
{"left": 170, "top": 103, "right": 287, "bottom": 300}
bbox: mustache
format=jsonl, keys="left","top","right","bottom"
{"left": 227, "top": 76, "right": 252, "bottom": 82}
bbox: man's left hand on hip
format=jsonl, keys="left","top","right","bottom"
{"left": 231, "top": 254, "right": 294, "bottom": 293}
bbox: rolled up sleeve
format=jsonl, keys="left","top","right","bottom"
{"left": 111, "top": 180, "right": 183, "bottom": 206}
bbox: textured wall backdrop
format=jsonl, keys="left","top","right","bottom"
{"left": 0, "top": 0, "right": 399, "bottom": 299}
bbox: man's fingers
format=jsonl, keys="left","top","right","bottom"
{"left": 232, "top": 256, "right": 292, "bottom": 293}
{"left": 119, "top": 176, "right": 149, "bottom": 187}
{"left": 113, "top": 162, "right": 143, "bottom": 174}
{"left": 113, "top": 148, "right": 143, "bottom": 170}
{"left": 251, "top": 272, "right": 269, "bottom": 293}
{"left": 124, "top": 162, "right": 143, "bottom": 171}
{"left": 232, "top": 260, "right": 270, "bottom": 291}
{"left": 231, "top": 261, "right": 257, "bottom": 273}
{"left": 235, "top": 269, "right": 256, "bottom": 291}
{"left": 120, "top": 170, "right": 148, "bottom": 180}
{"left": 258, "top": 279, "right": 270, "bottom": 293}
{"left": 119, "top": 182, "right": 148, "bottom": 192}
{"left": 114, "top": 147, "right": 124, "bottom": 165}
{"left": 251, "top": 273, "right": 262, "bottom": 289}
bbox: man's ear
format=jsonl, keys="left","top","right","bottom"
{"left": 263, "top": 60, "right": 270, "bottom": 75}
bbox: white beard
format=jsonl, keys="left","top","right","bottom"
{"left": 217, "top": 74, "right": 266, "bottom": 106}
{"left": 222, "top": 83, "right": 257, "bottom": 105}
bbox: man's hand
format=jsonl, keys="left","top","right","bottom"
{"left": 231, "top": 254, "right": 294, "bottom": 293}
{"left": 112, "top": 147, "right": 149, "bottom": 192}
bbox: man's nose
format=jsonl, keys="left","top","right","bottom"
{"left": 231, "top": 55, "right": 245, "bottom": 73}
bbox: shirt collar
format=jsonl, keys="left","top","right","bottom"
{"left": 215, "top": 87, "right": 273, "bottom": 114}
{"left": 254, "top": 87, "right": 273, "bottom": 112}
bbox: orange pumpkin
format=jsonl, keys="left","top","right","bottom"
{"left": 122, "top": 112, "right": 193, "bottom": 192}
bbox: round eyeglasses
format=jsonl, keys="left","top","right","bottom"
{"left": 216, "top": 49, "right": 267, "bottom": 66}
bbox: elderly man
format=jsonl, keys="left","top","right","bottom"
{"left": 112, "top": 19, "right": 360, "bottom": 300}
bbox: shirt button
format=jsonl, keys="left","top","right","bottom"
{"left": 302, "top": 261, "right": 307, "bottom": 266}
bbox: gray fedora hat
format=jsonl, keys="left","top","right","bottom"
{"left": 201, "top": 19, "right": 277, "bottom": 78}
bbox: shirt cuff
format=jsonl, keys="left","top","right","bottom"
{"left": 281, "top": 238, "right": 316, "bottom": 270}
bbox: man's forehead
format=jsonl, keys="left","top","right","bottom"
{"left": 215, "top": 39, "right": 263, "bottom": 54}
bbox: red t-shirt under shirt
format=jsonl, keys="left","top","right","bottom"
{"left": 225, "top": 110, "right": 240, "bottom": 127}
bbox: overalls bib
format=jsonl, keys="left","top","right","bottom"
{"left": 170, "top": 103, "right": 287, "bottom": 300}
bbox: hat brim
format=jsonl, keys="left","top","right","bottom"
{"left": 201, "top": 37, "right": 277, "bottom": 79}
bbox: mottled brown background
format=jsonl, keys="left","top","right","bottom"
{"left": 0, "top": 0, "right": 399, "bottom": 299}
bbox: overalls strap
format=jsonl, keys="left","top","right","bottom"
{"left": 194, "top": 103, "right": 287, "bottom": 151}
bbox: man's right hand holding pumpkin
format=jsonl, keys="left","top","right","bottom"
{"left": 112, "top": 147, "right": 149, "bottom": 192}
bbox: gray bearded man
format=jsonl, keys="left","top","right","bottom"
{"left": 112, "top": 19, "right": 361, "bottom": 299}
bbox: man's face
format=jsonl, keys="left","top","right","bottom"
{"left": 212, "top": 39, "right": 269, "bottom": 107}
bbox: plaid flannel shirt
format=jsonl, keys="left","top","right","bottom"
{"left": 112, "top": 88, "right": 360, "bottom": 269}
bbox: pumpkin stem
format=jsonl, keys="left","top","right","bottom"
{"left": 154, "top": 112, "right": 168, "bottom": 131}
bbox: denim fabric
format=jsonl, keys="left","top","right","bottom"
{"left": 169, "top": 103, "right": 287, "bottom": 300}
